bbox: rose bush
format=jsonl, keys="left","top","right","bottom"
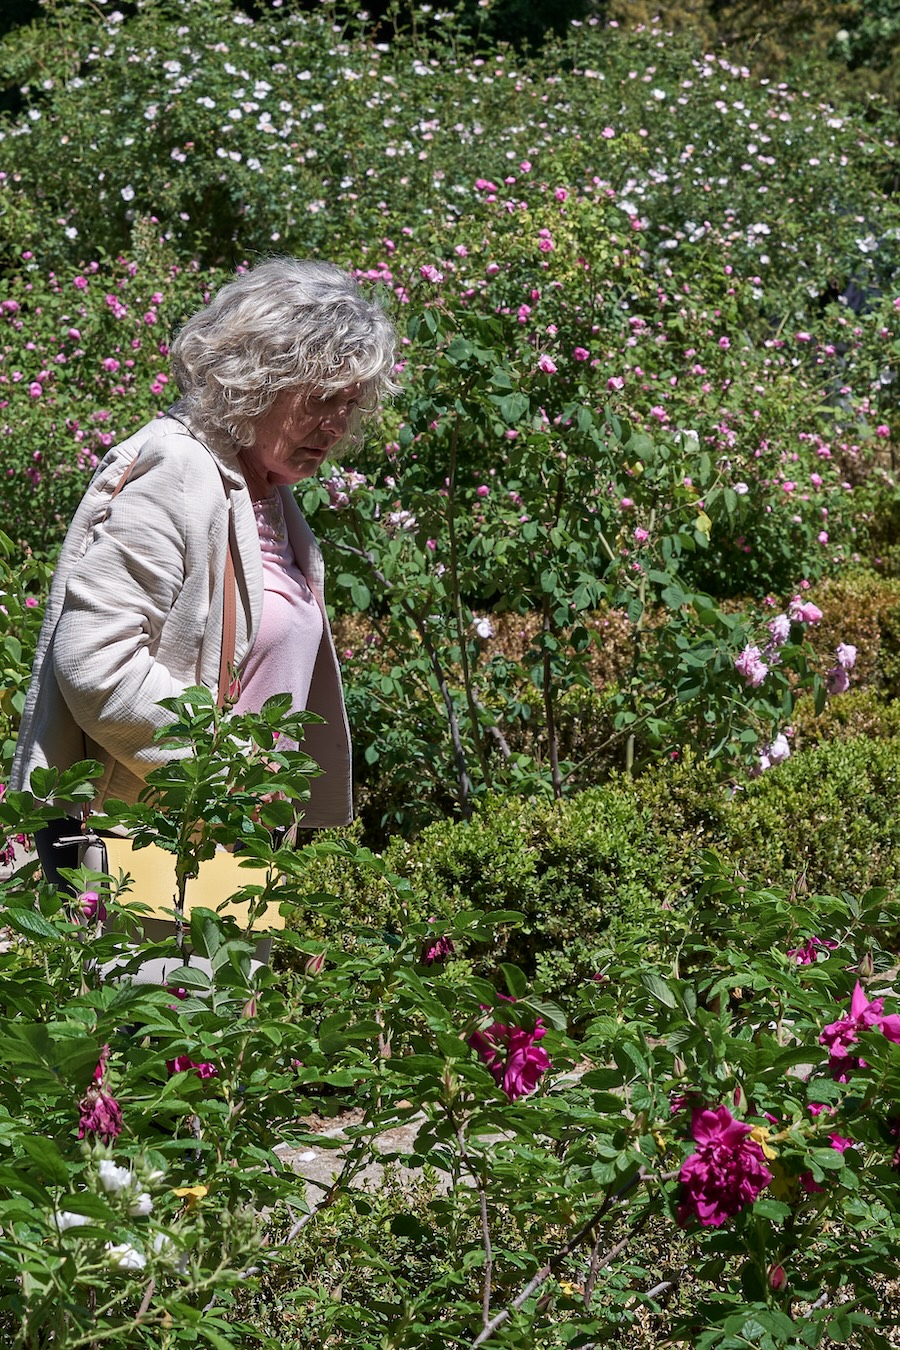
{"left": 1, "top": 699, "right": 900, "bottom": 1346}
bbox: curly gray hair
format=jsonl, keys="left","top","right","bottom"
{"left": 169, "top": 258, "right": 399, "bottom": 454}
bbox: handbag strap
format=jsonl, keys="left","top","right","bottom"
{"left": 218, "top": 511, "right": 237, "bottom": 707}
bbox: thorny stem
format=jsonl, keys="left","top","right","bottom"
{"left": 447, "top": 417, "right": 492, "bottom": 790}
{"left": 449, "top": 1111, "right": 492, "bottom": 1319}
{"left": 479, "top": 1170, "right": 493, "bottom": 1327}
{"left": 541, "top": 470, "right": 567, "bottom": 799}
{"left": 625, "top": 508, "right": 655, "bottom": 777}
{"left": 135, "top": 1279, "right": 156, "bottom": 1322}
{"left": 541, "top": 592, "right": 562, "bottom": 799}
{"left": 558, "top": 694, "right": 678, "bottom": 788}
{"left": 580, "top": 1209, "right": 653, "bottom": 1350}
{"left": 468, "top": 1166, "right": 677, "bottom": 1348}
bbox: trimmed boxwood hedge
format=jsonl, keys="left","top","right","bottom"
{"left": 287, "top": 726, "right": 900, "bottom": 996}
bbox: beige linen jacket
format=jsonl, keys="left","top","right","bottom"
{"left": 11, "top": 413, "right": 352, "bottom": 828}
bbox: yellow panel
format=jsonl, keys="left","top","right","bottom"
{"left": 102, "top": 839, "right": 286, "bottom": 930}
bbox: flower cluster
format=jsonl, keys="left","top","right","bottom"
{"left": 166, "top": 1054, "right": 218, "bottom": 1080}
{"left": 757, "top": 731, "right": 791, "bottom": 772}
{"left": 788, "top": 935, "right": 837, "bottom": 964}
{"left": 78, "top": 1046, "right": 122, "bottom": 1145}
{"left": 469, "top": 1003, "right": 550, "bottom": 1102}
{"left": 734, "top": 594, "right": 824, "bottom": 690}
{"left": 819, "top": 981, "right": 900, "bottom": 1082}
{"left": 733, "top": 643, "right": 769, "bottom": 689}
{"left": 53, "top": 1156, "right": 170, "bottom": 1272}
{"left": 324, "top": 467, "right": 367, "bottom": 510}
{"left": 677, "top": 1104, "right": 773, "bottom": 1228}
{"left": 422, "top": 932, "right": 455, "bottom": 965}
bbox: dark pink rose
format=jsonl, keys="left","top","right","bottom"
{"left": 677, "top": 1105, "right": 772, "bottom": 1228}
{"left": 469, "top": 1009, "right": 550, "bottom": 1103}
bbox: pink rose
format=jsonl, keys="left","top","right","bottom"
{"left": 677, "top": 1105, "right": 772, "bottom": 1228}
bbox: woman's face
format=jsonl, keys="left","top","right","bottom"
{"left": 247, "top": 384, "right": 363, "bottom": 486}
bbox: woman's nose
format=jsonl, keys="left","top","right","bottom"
{"left": 319, "top": 402, "right": 351, "bottom": 433}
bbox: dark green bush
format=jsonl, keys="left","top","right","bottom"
{"left": 805, "top": 571, "right": 900, "bottom": 696}
{"left": 295, "top": 733, "right": 900, "bottom": 997}
{"left": 792, "top": 687, "right": 900, "bottom": 746}
{"left": 724, "top": 734, "right": 900, "bottom": 901}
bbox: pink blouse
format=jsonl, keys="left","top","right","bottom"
{"left": 232, "top": 490, "right": 323, "bottom": 725}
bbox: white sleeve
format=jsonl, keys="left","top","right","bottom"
{"left": 52, "top": 438, "right": 203, "bottom": 780}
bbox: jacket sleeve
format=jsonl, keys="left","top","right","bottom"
{"left": 52, "top": 435, "right": 217, "bottom": 781}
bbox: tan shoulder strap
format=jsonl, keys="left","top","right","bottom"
{"left": 218, "top": 507, "right": 238, "bottom": 708}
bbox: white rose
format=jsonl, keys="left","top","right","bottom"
{"left": 54, "top": 1210, "right": 91, "bottom": 1232}
{"left": 106, "top": 1242, "right": 146, "bottom": 1270}
{"left": 128, "top": 1192, "right": 154, "bottom": 1218}
{"left": 98, "top": 1160, "right": 134, "bottom": 1194}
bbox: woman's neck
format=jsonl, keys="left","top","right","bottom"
{"left": 239, "top": 452, "right": 277, "bottom": 500}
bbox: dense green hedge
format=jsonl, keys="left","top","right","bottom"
{"left": 289, "top": 726, "right": 900, "bottom": 995}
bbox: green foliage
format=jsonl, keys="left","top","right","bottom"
{"left": 5, "top": 702, "right": 900, "bottom": 1346}
{"left": 0, "top": 529, "right": 52, "bottom": 774}
{"left": 1, "top": 0, "right": 898, "bottom": 831}
{"left": 3, "top": 6, "right": 900, "bottom": 1345}
{"left": 295, "top": 732, "right": 900, "bottom": 997}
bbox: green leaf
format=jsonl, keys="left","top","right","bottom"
{"left": 190, "top": 909, "right": 223, "bottom": 959}
{"left": 497, "top": 392, "right": 530, "bottom": 423}
{"left": 26, "top": 766, "right": 57, "bottom": 799}
{"left": 499, "top": 963, "right": 527, "bottom": 1000}
{"left": 3, "top": 907, "right": 59, "bottom": 941}
{"left": 197, "top": 1326, "right": 239, "bottom": 1350}
{"left": 446, "top": 337, "right": 473, "bottom": 363}
{"left": 19, "top": 1136, "right": 71, "bottom": 1185}
{"left": 350, "top": 581, "right": 371, "bottom": 610}
{"left": 389, "top": 1213, "right": 430, "bottom": 1239}
{"left": 640, "top": 972, "right": 676, "bottom": 1008}
{"left": 661, "top": 584, "right": 688, "bottom": 610}
{"left": 521, "top": 997, "right": 567, "bottom": 1031}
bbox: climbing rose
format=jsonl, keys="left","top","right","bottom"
{"left": 677, "top": 1105, "right": 772, "bottom": 1228}
{"left": 767, "top": 614, "right": 791, "bottom": 646}
{"left": 106, "top": 1242, "right": 146, "bottom": 1271}
{"left": 826, "top": 664, "right": 850, "bottom": 695}
{"left": 769, "top": 1263, "right": 788, "bottom": 1291}
{"left": 78, "top": 889, "right": 107, "bottom": 923}
{"left": 788, "top": 596, "right": 823, "bottom": 625}
{"left": 78, "top": 1087, "right": 123, "bottom": 1144}
{"left": 422, "top": 933, "right": 455, "bottom": 965}
{"left": 836, "top": 643, "right": 857, "bottom": 670}
{"left": 469, "top": 1010, "right": 550, "bottom": 1102}
{"left": 78, "top": 1045, "right": 122, "bottom": 1144}
{"left": 788, "top": 935, "right": 837, "bottom": 964}
{"left": 537, "top": 354, "right": 557, "bottom": 374}
{"left": 758, "top": 732, "right": 791, "bottom": 773}
{"left": 819, "top": 981, "right": 900, "bottom": 1081}
{"left": 734, "top": 645, "right": 769, "bottom": 688}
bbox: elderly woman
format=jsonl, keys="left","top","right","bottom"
{"left": 12, "top": 258, "right": 397, "bottom": 882}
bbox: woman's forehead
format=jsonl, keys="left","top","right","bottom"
{"left": 284, "top": 381, "right": 364, "bottom": 407}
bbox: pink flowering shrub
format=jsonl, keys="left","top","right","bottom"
{"left": 819, "top": 980, "right": 900, "bottom": 1081}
